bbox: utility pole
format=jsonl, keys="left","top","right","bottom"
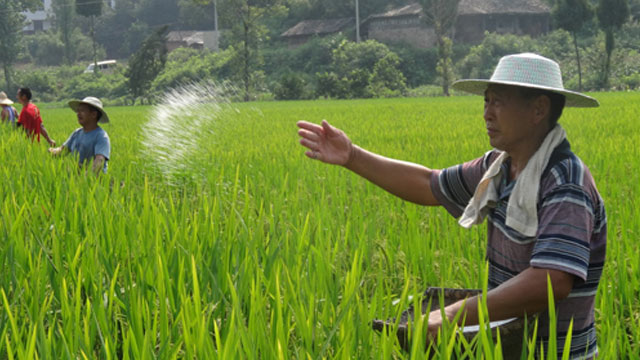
{"left": 355, "top": 0, "right": 360, "bottom": 42}
{"left": 213, "top": 0, "right": 219, "bottom": 51}
{"left": 213, "top": 0, "right": 218, "bottom": 32}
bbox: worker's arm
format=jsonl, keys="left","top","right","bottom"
{"left": 427, "top": 267, "right": 575, "bottom": 337}
{"left": 297, "top": 120, "right": 440, "bottom": 206}
{"left": 48, "top": 146, "right": 68, "bottom": 156}
{"left": 40, "top": 125, "right": 56, "bottom": 147}
{"left": 92, "top": 154, "right": 107, "bottom": 175}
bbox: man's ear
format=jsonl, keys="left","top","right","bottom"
{"left": 531, "top": 95, "right": 551, "bottom": 126}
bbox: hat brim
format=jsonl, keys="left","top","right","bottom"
{"left": 0, "top": 100, "right": 13, "bottom": 105}
{"left": 451, "top": 79, "right": 599, "bottom": 108}
{"left": 69, "top": 100, "right": 109, "bottom": 123}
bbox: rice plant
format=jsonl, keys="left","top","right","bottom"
{"left": 0, "top": 92, "right": 638, "bottom": 358}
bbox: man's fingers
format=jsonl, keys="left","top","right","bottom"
{"left": 299, "top": 138, "right": 318, "bottom": 151}
{"left": 298, "top": 129, "right": 320, "bottom": 142}
{"left": 304, "top": 150, "right": 322, "bottom": 161}
{"left": 297, "top": 120, "right": 324, "bottom": 135}
{"left": 321, "top": 120, "right": 335, "bottom": 136}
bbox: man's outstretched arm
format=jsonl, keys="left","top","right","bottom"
{"left": 297, "top": 120, "right": 440, "bottom": 206}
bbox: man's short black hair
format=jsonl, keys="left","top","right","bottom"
{"left": 518, "top": 87, "right": 566, "bottom": 128}
{"left": 18, "top": 87, "right": 32, "bottom": 100}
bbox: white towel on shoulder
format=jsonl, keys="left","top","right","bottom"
{"left": 458, "top": 125, "right": 567, "bottom": 237}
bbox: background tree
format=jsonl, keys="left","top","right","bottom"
{"left": 418, "top": 0, "right": 460, "bottom": 96}
{"left": 126, "top": 26, "right": 169, "bottom": 104}
{"left": 76, "top": 0, "right": 103, "bottom": 72}
{"left": 222, "top": 0, "right": 287, "bottom": 101}
{"left": 596, "top": 0, "right": 629, "bottom": 88}
{"left": 0, "top": 0, "right": 39, "bottom": 92}
{"left": 552, "top": 0, "right": 593, "bottom": 91}
{"left": 180, "top": 0, "right": 216, "bottom": 30}
{"left": 630, "top": 0, "right": 640, "bottom": 20}
{"left": 316, "top": 39, "right": 406, "bottom": 99}
{"left": 136, "top": 0, "right": 180, "bottom": 27}
{"left": 53, "top": 0, "right": 77, "bottom": 64}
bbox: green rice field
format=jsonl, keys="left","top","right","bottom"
{"left": 1, "top": 93, "right": 638, "bottom": 358}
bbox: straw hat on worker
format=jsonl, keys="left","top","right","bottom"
{"left": 0, "top": 91, "right": 14, "bottom": 106}
{"left": 451, "top": 52, "right": 599, "bottom": 108}
{"left": 68, "top": 96, "right": 110, "bottom": 123}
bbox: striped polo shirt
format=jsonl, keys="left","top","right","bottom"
{"left": 430, "top": 141, "right": 607, "bottom": 359}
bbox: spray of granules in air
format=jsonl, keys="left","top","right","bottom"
{"left": 142, "top": 81, "right": 237, "bottom": 185}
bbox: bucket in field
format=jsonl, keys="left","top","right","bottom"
{"left": 372, "top": 287, "right": 526, "bottom": 358}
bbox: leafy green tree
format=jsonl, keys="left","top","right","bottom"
{"left": 388, "top": 45, "right": 439, "bottom": 87}
{"left": 552, "top": 0, "right": 593, "bottom": 91}
{"left": 457, "top": 32, "right": 536, "bottom": 80}
{"left": 94, "top": 0, "right": 137, "bottom": 58}
{"left": 137, "top": 0, "right": 180, "bottom": 27}
{"left": 152, "top": 47, "right": 233, "bottom": 92}
{"left": 121, "top": 21, "right": 151, "bottom": 57}
{"left": 418, "top": 0, "right": 460, "bottom": 96}
{"left": 222, "top": 0, "right": 287, "bottom": 101}
{"left": 332, "top": 39, "right": 391, "bottom": 76}
{"left": 631, "top": 0, "right": 640, "bottom": 20}
{"left": 126, "top": 26, "right": 169, "bottom": 104}
{"left": 53, "top": 0, "right": 76, "bottom": 64}
{"left": 318, "top": 39, "right": 405, "bottom": 99}
{"left": 274, "top": 72, "right": 308, "bottom": 100}
{"left": 368, "top": 52, "right": 407, "bottom": 97}
{"left": 0, "top": 0, "right": 39, "bottom": 92}
{"left": 24, "top": 32, "right": 66, "bottom": 66}
{"left": 76, "top": 0, "right": 103, "bottom": 73}
{"left": 596, "top": 0, "right": 629, "bottom": 88}
{"left": 180, "top": 0, "right": 217, "bottom": 30}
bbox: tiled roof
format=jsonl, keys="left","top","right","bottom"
{"left": 281, "top": 18, "right": 354, "bottom": 37}
{"left": 368, "top": 0, "right": 549, "bottom": 19}
{"left": 459, "top": 0, "right": 550, "bottom": 15}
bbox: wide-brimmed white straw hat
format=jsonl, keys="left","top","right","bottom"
{"left": 0, "top": 91, "right": 13, "bottom": 106}
{"left": 452, "top": 53, "right": 599, "bottom": 108}
{"left": 68, "top": 96, "right": 109, "bottom": 123}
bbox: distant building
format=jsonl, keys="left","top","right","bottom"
{"left": 22, "top": 0, "right": 116, "bottom": 34}
{"left": 362, "top": 4, "right": 428, "bottom": 48}
{"left": 281, "top": 18, "right": 355, "bottom": 48}
{"left": 22, "top": 0, "right": 53, "bottom": 34}
{"left": 456, "top": 0, "right": 551, "bottom": 43}
{"left": 166, "top": 31, "right": 220, "bottom": 52}
{"left": 362, "top": 0, "right": 550, "bottom": 48}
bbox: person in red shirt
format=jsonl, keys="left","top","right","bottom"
{"left": 16, "top": 87, "right": 55, "bottom": 146}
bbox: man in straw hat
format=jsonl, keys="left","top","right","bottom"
{"left": 0, "top": 91, "right": 18, "bottom": 125}
{"left": 49, "top": 96, "right": 111, "bottom": 174}
{"left": 297, "top": 53, "right": 605, "bottom": 358}
{"left": 16, "top": 87, "right": 56, "bottom": 146}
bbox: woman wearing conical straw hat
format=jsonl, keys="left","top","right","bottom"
{"left": 0, "top": 91, "right": 18, "bottom": 126}
{"left": 297, "top": 53, "right": 605, "bottom": 359}
{"left": 49, "top": 96, "right": 111, "bottom": 174}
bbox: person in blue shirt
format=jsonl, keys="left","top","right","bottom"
{"left": 49, "top": 97, "right": 111, "bottom": 174}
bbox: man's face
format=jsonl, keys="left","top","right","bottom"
{"left": 483, "top": 85, "right": 538, "bottom": 152}
{"left": 16, "top": 91, "right": 26, "bottom": 105}
{"left": 76, "top": 103, "right": 99, "bottom": 127}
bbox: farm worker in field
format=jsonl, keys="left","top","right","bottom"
{"left": 297, "top": 53, "right": 605, "bottom": 359}
{"left": 49, "top": 97, "right": 111, "bottom": 174}
{"left": 16, "top": 87, "right": 56, "bottom": 146}
{"left": 0, "top": 91, "right": 19, "bottom": 125}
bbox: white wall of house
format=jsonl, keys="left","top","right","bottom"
{"left": 22, "top": 0, "right": 53, "bottom": 33}
{"left": 22, "top": 0, "right": 117, "bottom": 33}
